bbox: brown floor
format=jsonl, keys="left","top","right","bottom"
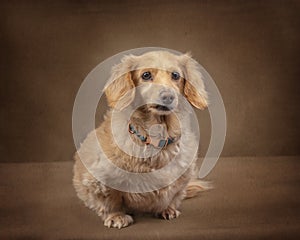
{"left": 1, "top": 156, "right": 299, "bottom": 239}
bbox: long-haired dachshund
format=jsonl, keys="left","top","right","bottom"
{"left": 73, "top": 51, "right": 209, "bottom": 228}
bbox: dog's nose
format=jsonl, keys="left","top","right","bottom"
{"left": 160, "top": 90, "right": 175, "bottom": 105}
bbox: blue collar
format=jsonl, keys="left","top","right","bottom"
{"left": 128, "top": 123, "right": 175, "bottom": 148}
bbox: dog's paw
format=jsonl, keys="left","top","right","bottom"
{"left": 160, "top": 207, "right": 181, "bottom": 220}
{"left": 104, "top": 213, "right": 134, "bottom": 229}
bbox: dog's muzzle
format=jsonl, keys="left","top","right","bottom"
{"left": 154, "top": 89, "right": 177, "bottom": 111}
{"left": 160, "top": 90, "right": 175, "bottom": 105}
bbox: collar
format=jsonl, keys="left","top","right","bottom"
{"left": 128, "top": 123, "right": 175, "bottom": 148}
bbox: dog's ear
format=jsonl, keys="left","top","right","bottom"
{"left": 104, "top": 55, "right": 137, "bottom": 110}
{"left": 181, "top": 53, "right": 208, "bottom": 110}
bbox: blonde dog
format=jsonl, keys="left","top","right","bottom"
{"left": 73, "top": 51, "right": 209, "bottom": 229}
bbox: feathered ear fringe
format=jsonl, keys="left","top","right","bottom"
{"left": 180, "top": 53, "right": 208, "bottom": 110}
{"left": 104, "top": 55, "right": 138, "bottom": 110}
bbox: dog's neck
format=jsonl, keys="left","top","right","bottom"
{"left": 129, "top": 107, "right": 181, "bottom": 142}
{"left": 130, "top": 107, "right": 165, "bottom": 128}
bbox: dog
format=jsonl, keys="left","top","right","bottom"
{"left": 73, "top": 51, "right": 209, "bottom": 229}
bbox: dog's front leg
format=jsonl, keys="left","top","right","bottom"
{"left": 100, "top": 190, "right": 134, "bottom": 229}
{"left": 73, "top": 158, "right": 133, "bottom": 229}
{"left": 159, "top": 189, "right": 186, "bottom": 220}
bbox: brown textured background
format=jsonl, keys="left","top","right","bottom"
{"left": 1, "top": 0, "right": 300, "bottom": 163}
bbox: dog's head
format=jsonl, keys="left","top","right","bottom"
{"left": 104, "top": 51, "right": 208, "bottom": 115}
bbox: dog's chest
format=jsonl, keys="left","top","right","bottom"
{"left": 122, "top": 187, "right": 176, "bottom": 213}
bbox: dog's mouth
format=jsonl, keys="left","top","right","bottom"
{"left": 148, "top": 104, "right": 173, "bottom": 114}
{"left": 155, "top": 104, "right": 171, "bottom": 111}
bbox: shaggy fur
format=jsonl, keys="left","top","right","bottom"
{"left": 73, "top": 51, "right": 209, "bottom": 229}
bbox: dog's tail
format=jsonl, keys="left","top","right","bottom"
{"left": 184, "top": 179, "right": 213, "bottom": 199}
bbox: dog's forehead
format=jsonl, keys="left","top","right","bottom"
{"left": 136, "top": 51, "right": 182, "bottom": 72}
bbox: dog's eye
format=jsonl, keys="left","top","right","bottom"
{"left": 141, "top": 71, "right": 152, "bottom": 81}
{"left": 171, "top": 72, "right": 180, "bottom": 80}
